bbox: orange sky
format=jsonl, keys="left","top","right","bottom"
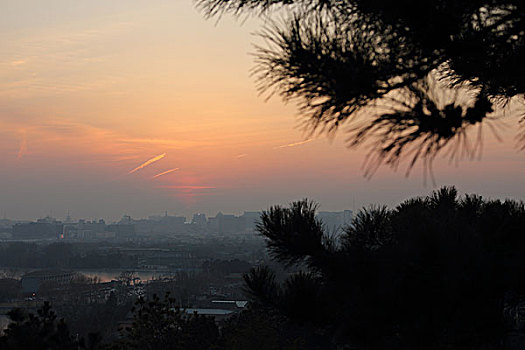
{"left": 0, "top": 0, "right": 523, "bottom": 220}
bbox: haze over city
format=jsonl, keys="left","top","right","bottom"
{"left": 1, "top": 0, "right": 523, "bottom": 222}
{"left": 1, "top": 0, "right": 525, "bottom": 349}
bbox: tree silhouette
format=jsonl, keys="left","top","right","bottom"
{"left": 111, "top": 293, "right": 219, "bottom": 350}
{"left": 0, "top": 302, "right": 95, "bottom": 350}
{"left": 219, "top": 306, "right": 330, "bottom": 350}
{"left": 197, "top": 0, "right": 524, "bottom": 174}
{"left": 243, "top": 188, "right": 525, "bottom": 349}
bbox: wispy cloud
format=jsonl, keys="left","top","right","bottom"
{"left": 117, "top": 138, "right": 210, "bottom": 149}
{"left": 234, "top": 153, "right": 247, "bottom": 159}
{"left": 17, "top": 130, "right": 27, "bottom": 159}
{"left": 274, "top": 139, "right": 313, "bottom": 149}
{"left": 1, "top": 118, "right": 185, "bottom": 168}
{"left": 159, "top": 185, "right": 216, "bottom": 190}
{"left": 152, "top": 168, "right": 179, "bottom": 179}
{"left": 0, "top": 21, "right": 135, "bottom": 97}
{"left": 129, "top": 153, "right": 166, "bottom": 174}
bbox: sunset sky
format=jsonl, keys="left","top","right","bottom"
{"left": 1, "top": 0, "right": 523, "bottom": 221}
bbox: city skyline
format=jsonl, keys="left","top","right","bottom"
{"left": 1, "top": 207, "right": 354, "bottom": 223}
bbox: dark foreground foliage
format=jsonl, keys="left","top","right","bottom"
{"left": 246, "top": 187, "right": 525, "bottom": 349}
{"left": 1, "top": 295, "right": 219, "bottom": 350}
{"left": 0, "top": 301, "right": 97, "bottom": 350}
{"left": 108, "top": 293, "right": 219, "bottom": 350}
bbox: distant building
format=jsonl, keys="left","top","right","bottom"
{"left": 107, "top": 224, "right": 136, "bottom": 239}
{"left": 134, "top": 213, "right": 186, "bottom": 236}
{"left": 208, "top": 212, "right": 245, "bottom": 234}
{"left": 21, "top": 270, "right": 75, "bottom": 294}
{"left": 147, "top": 213, "right": 186, "bottom": 224}
{"left": 12, "top": 222, "right": 63, "bottom": 240}
{"left": 241, "top": 211, "right": 260, "bottom": 232}
{"left": 62, "top": 221, "right": 116, "bottom": 240}
{"left": 316, "top": 210, "right": 353, "bottom": 233}
{"left": 62, "top": 218, "right": 120, "bottom": 240}
{"left": 0, "top": 219, "right": 15, "bottom": 239}
{"left": 191, "top": 213, "right": 207, "bottom": 228}
{"left": 217, "top": 213, "right": 239, "bottom": 233}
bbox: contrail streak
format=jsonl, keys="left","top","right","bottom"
{"left": 275, "top": 139, "right": 313, "bottom": 149}
{"left": 128, "top": 153, "right": 166, "bottom": 174}
{"left": 152, "top": 168, "right": 179, "bottom": 178}
{"left": 17, "top": 131, "right": 27, "bottom": 159}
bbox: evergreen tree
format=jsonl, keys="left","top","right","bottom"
{"left": 111, "top": 293, "right": 219, "bottom": 350}
{"left": 0, "top": 302, "right": 89, "bottom": 350}
{"left": 243, "top": 188, "right": 525, "bottom": 349}
{"left": 197, "top": 0, "right": 524, "bottom": 174}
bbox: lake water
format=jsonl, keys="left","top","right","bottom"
{"left": 81, "top": 270, "right": 173, "bottom": 282}
{"left": 0, "top": 268, "right": 187, "bottom": 283}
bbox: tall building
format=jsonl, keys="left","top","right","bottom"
{"left": 12, "top": 221, "right": 63, "bottom": 240}
{"left": 316, "top": 210, "right": 353, "bottom": 233}
{"left": 107, "top": 224, "right": 136, "bottom": 239}
{"left": 192, "top": 213, "right": 207, "bottom": 228}
{"left": 241, "top": 211, "right": 260, "bottom": 232}
{"left": 208, "top": 212, "right": 245, "bottom": 234}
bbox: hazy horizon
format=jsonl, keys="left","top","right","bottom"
{"left": 1, "top": 0, "right": 523, "bottom": 222}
